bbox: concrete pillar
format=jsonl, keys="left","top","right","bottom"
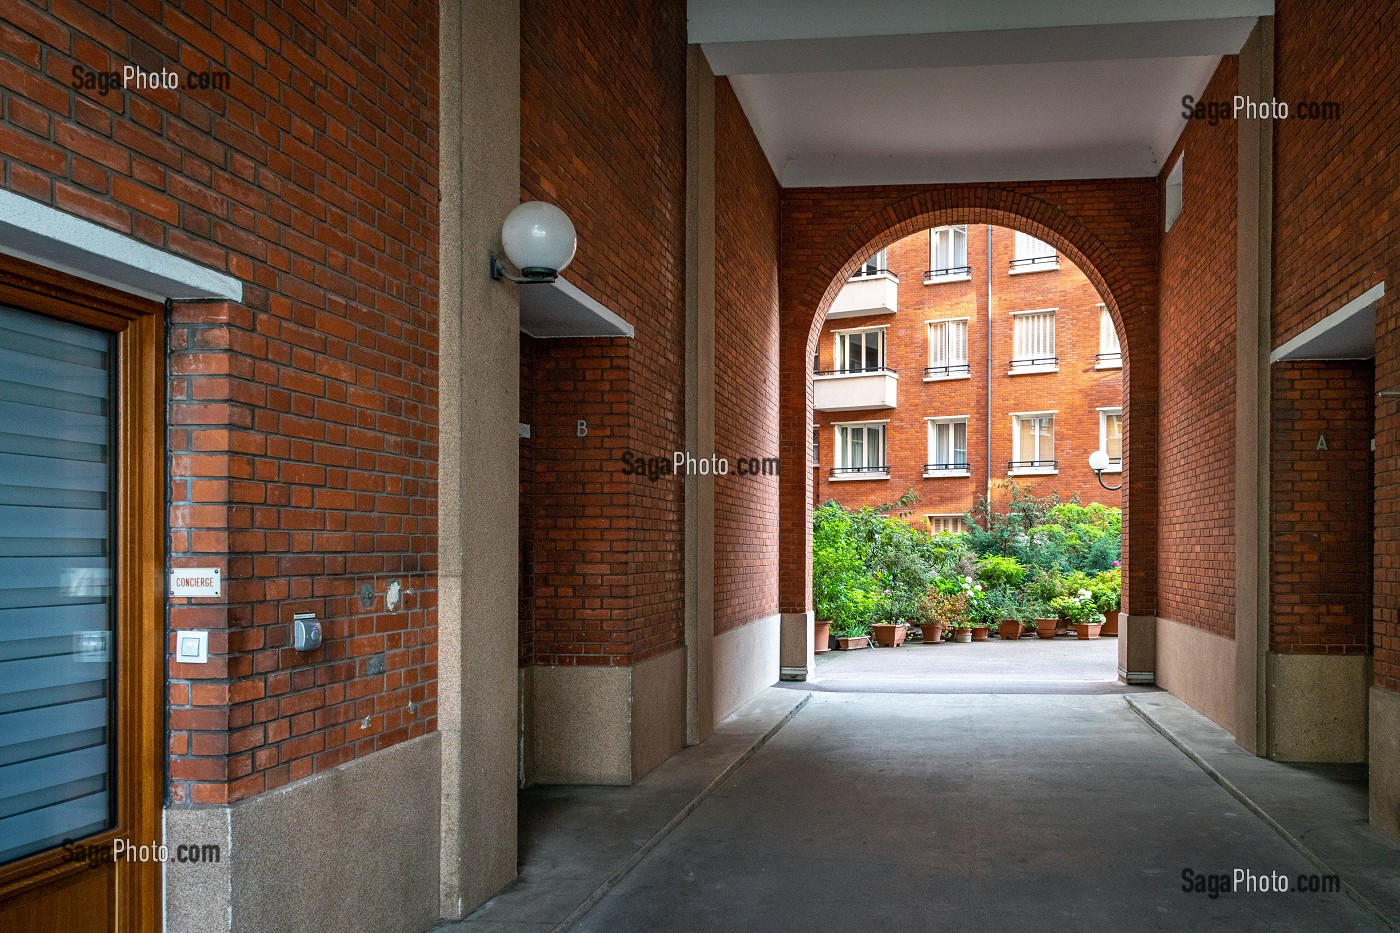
{"left": 437, "top": 0, "right": 521, "bottom": 917}
{"left": 1233, "top": 16, "right": 1273, "bottom": 756}
{"left": 685, "top": 46, "right": 717, "bottom": 744}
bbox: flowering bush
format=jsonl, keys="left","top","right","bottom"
{"left": 917, "top": 586, "right": 967, "bottom": 629}
{"left": 1050, "top": 588, "right": 1105, "bottom": 626}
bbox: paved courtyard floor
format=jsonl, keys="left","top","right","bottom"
{"left": 448, "top": 636, "right": 1395, "bottom": 933}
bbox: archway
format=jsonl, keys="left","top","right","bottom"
{"left": 778, "top": 182, "right": 1160, "bottom": 684}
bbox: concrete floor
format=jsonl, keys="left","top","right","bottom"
{"left": 454, "top": 642, "right": 1395, "bottom": 932}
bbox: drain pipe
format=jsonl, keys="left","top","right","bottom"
{"left": 985, "top": 225, "right": 994, "bottom": 501}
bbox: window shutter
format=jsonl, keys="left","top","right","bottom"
{"left": 0, "top": 305, "right": 115, "bottom": 865}
{"left": 950, "top": 320, "right": 968, "bottom": 364}
{"left": 929, "top": 323, "right": 947, "bottom": 367}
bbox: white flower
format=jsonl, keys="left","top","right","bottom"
{"left": 1077, "top": 589, "right": 1092, "bottom": 600}
{"left": 974, "top": 584, "right": 983, "bottom": 591}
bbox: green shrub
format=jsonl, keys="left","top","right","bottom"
{"left": 976, "top": 555, "right": 1027, "bottom": 589}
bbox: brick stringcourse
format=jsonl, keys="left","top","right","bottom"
{"left": 0, "top": 0, "right": 440, "bottom": 805}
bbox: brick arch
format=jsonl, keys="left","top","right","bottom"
{"left": 778, "top": 181, "right": 1160, "bottom": 635}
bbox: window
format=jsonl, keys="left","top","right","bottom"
{"left": 1100, "top": 408, "right": 1123, "bottom": 471}
{"left": 925, "top": 318, "right": 970, "bottom": 379}
{"left": 927, "top": 514, "right": 967, "bottom": 535}
{"left": 1097, "top": 304, "right": 1122, "bottom": 368}
{"left": 855, "top": 248, "right": 888, "bottom": 278}
{"left": 925, "top": 418, "right": 969, "bottom": 475}
{"left": 1010, "top": 231, "right": 1058, "bottom": 272}
{"left": 1010, "top": 310, "right": 1057, "bottom": 372}
{"left": 833, "top": 422, "right": 887, "bottom": 478}
{"left": 1165, "top": 154, "right": 1184, "bottom": 231}
{"left": 831, "top": 327, "right": 886, "bottom": 373}
{"left": 1011, "top": 412, "right": 1057, "bottom": 474}
{"left": 926, "top": 226, "right": 970, "bottom": 282}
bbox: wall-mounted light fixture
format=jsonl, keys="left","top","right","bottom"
{"left": 1088, "top": 450, "right": 1124, "bottom": 491}
{"left": 490, "top": 201, "right": 577, "bottom": 284}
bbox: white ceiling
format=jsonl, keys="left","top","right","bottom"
{"left": 691, "top": 1, "right": 1270, "bottom": 186}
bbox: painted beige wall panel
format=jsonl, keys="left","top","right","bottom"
{"left": 712, "top": 614, "right": 780, "bottom": 723}
{"left": 1156, "top": 617, "right": 1238, "bottom": 736}
{"left": 632, "top": 648, "right": 688, "bottom": 780}
{"left": 530, "top": 665, "right": 633, "bottom": 785}
{"left": 1370, "top": 687, "right": 1400, "bottom": 839}
{"left": 780, "top": 611, "right": 814, "bottom": 680}
{"left": 165, "top": 735, "right": 440, "bottom": 933}
{"left": 1267, "top": 654, "right": 1369, "bottom": 763}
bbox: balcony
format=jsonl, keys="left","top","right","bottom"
{"left": 923, "top": 265, "right": 972, "bottom": 285}
{"left": 1009, "top": 254, "right": 1059, "bottom": 274}
{"left": 1095, "top": 351, "right": 1122, "bottom": 370}
{"left": 830, "top": 465, "right": 889, "bottom": 481}
{"left": 924, "top": 362, "right": 971, "bottom": 381}
{"left": 813, "top": 367, "right": 898, "bottom": 412}
{"left": 923, "top": 461, "right": 971, "bottom": 478}
{"left": 827, "top": 271, "right": 898, "bottom": 319}
{"left": 1008, "top": 459, "right": 1058, "bottom": 476}
{"left": 1008, "top": 355, "right": 1059, "bottom": 376}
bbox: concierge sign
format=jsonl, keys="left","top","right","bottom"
{"left": 169, "top": 568, "right": 222, "bottom": 598}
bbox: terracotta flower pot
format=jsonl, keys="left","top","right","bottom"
{"left": 836, "top": 635, "right": 869, "bottom": 650}
{"left": 1075, "top": 622, "right": 1103, "bottom": 640}
{"left": 1100, "top": 610, "right": 1120, "bottom": 637}
{"left": 918, "top": 623, "right": 943, "bottom": 644}
{"left": 970, "top": 625, "right": 990, "bottom": 642}
{"left": 814, "top": 620, "right": 833, "bottom": 654}
{"left": 870, "top": 623, "right": 908, "bottom": 647}
{"left": 1035, "top": 619, "right": 1059, "bottom": 640}
{"left": 997, "top": 620, "right": 1024, "bottom": 640}
{"left": 951, "top": 630, "right": 972, "bottom": 643}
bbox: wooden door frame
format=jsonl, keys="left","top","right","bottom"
{"left": 0, "top": 254, "right": 165, "bottom": 930}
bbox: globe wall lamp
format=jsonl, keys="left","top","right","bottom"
{"left": 1088, "top": 450, "right": 1124, "bottom": 491}
{"left": 490, "top": 201, "right": 577, "bottom": 284}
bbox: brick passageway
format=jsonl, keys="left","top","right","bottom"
{"left": 569, "top": 652, "right": 1383, "bottom": 932}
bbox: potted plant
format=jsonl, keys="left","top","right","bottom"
{"left": 1091, "top": 565, "right": 1122, "bottom": 637}
{"left": 868, "top": 587, "right": 912, "bottom": 647}
{"left": 1025, "top": 569, "right": 1063, "bottom": 638}
{"left": 982, "top": 587, "right": 1026, "bottom": 640}
{"left": 1051, "top": 587, "right": 1106, "bottom": 639}
{"left": 832, "top": 617, "right": 871, "bottom": 650}
{"left": 955, "top": 575, "right": 990, "bottom": 640}
{"left": 946, "top": 616, "right": 973, "bottom": 643}
{"left": 916, "top": 582, "right": 966, "bottom": 645}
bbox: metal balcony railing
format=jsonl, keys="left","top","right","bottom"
{"left": 923, "top": 363, "right": 971, "bottom": 378}
{"left": 1096, "top": 351, "right": 1122, "bottom": 365}
{"left": 813, "top": 365, "right": 897, "bottom": 376}
{"left": 924, "top": 461, "right": 970, "bottom": 473}
{"left": 924, "top": 265, "right": 972, "bottom": 282}
{"left": 1009, "top": 356, "right": 1058, "bottom": 369}
{"left": 1008, "top": 459, "right": 1058, "bottom": 471}
{"left": 1009, "top": 254, "right": 1058, "bottom": 270}
{"left": 830, "top": 465, "right": 888, "bottom": 477}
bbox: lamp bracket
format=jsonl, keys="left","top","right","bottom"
{"left": 490, "top": 254, "right": 558, "bottom": 285}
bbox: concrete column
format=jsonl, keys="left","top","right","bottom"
{"left": 684, "top": 46, "right": 717, "bottom": 745}
{"left": 1233, "top": 16, "right": 1273, "bottom": 756}
{"left": 780, "top": 610, "right": 814, "bottom": 681}
{"left": 437, "top": 0, "right": 521, "bottom": 917}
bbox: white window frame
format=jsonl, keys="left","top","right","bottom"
{"left": 924, "top": 417, "right": 970, "bottom": 477}
{"left": 925, "top": 225, "right": 970, "bottom": 283}
{"left": 831, "top": 325, "right": 888, "bottom": 374}
{"left": 832, "top": 420, "right": 889, "bottom": 480}
{"left": 853, "top": 248, "right": 889, "bottom": 279}
{"left": 1165, "top": 154, "right": 1184, "bottom": 232}
{"left": 926, "top": 514, "right": 967, "bottom": 535}
{"left": 1010, "top": 231, "right": 1059, "bottom": 274}
{"left": 1010, "top": 410, "right": 1058, "bottom": 475}
{"left": 1009, "top": 309, "right": 1058, "bottom": 375}
{"left": 924, "top": 317, "right": 971, "bottom": 381}
{"left": 1099, "top": 407, "right": 1123, "bottom": 473}
{"left": 1096, "top": 303, "right": 1122, "bottom": 369}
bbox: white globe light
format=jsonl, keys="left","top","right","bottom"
{"left": 1088, "top": 450, "right": 1110, "bottom": 472}
{"left": 501, "top": 201, "right": 576, "bottom": 278}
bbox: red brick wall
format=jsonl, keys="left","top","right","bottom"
{"left": 713, "top": 78, "right": 781, "bottom": 636}
{"left": 519, "top": 0, "right": 687, "bottom": 666}
{"left": 0, "top": 1, "right": 441, "bottom": 805}
{"left": 780, "top": 181, "right": 1159, "bottom": 617}
{"left": 1273, "top": 0, "right": 1400, "bottom": 689}
{"left": 1156, "top": 57, "right": 1238, "bottom": 640}
{"left": 813, "top": 225, "right": 1121, "bottom": 522}
{"left": 1270, "top": 362, "right": 1373, "bottom": 654}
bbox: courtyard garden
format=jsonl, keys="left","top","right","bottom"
{"left": 813, "top": 485, "right": 1123, "bottom": 651}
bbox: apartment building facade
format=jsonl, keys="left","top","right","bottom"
{"left": 812, "top": 225, "right": 1124, "bottom": 531}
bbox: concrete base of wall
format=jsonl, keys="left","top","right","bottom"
{"left": 1267, "top": 653, "right": 1370, "bottom": 763}
{"left": 1370, "top": 686, "right": 1400, "bottom": 840}
{"left": 1117, "top": 613, "right": 1157, "bottom": 684}
{"left": 632, "top": 648, "right": 686, "bottom": 780}
{"left": 526, "top": 647, "right": 687, "bottom": 785}
{"left": 1156, "top": 617, "right": 1238, "bottom": 736}
{"left": 164, "top": 734, "right": 441, "bottom": 933}
{"left": 779, "top": 610, "right": 814, "bottom": 681}
{"left": 712, "top": 614, "right": 780, "bottom": 723}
